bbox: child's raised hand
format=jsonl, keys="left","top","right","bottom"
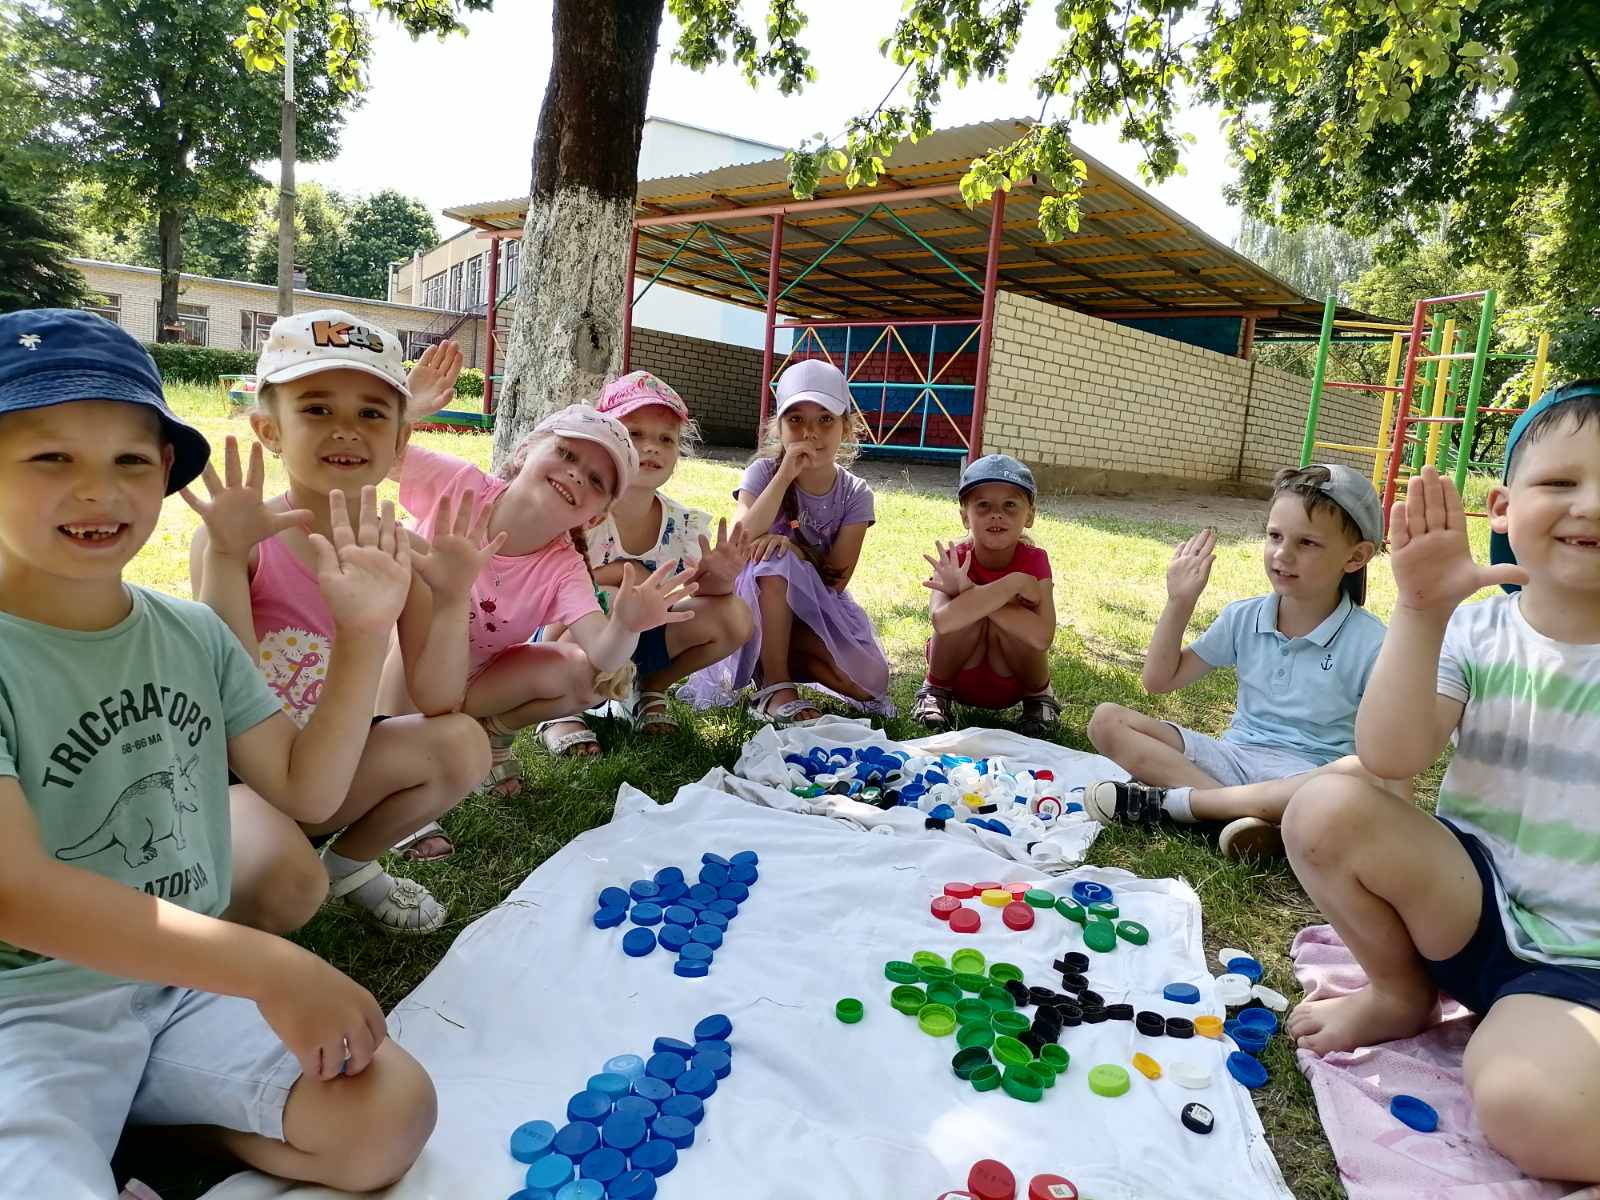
{"left": 405, "top": 339, "right": 464, "bottom": 419}
{"left": 410, "top": 490, "right": 506, "bottom": 602}
{"left": 749, "top": 533, "right": 791, "bottom": 562}
{"left": 1390, "top": 466, "right": 1527, "bottom": 611}
{"left": 179, "top": 436, "right": 311, "bottom": 559}
{"left": 691, "top": 518, "right": 750, "bottom": 594}
{"left": 310, "top": 487, "right": 412, "bottom": 636}
{"left": 613, "top": 562, "right": 699, "bottom": 633}
{"left": 1166, "top": 528, "right": 1216, "bottom": 604}
{"left": 921, "top": 539, "right": 972, "bottom": 596}
{"left": 255, "top": 948, "right": 388, "bottom": 1081}
{"left": 779, "top": 438, "right": 821, "bottom": 479}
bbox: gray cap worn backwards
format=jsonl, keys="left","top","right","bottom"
{"left": 1308, "top": 463, "right": 1383, "bottom": 544}
{"left": 959, "top": 453, "right": 1036, "bottom": 501}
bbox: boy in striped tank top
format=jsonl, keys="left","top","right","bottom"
{"left": 1285, "top": 381, "right": 1600, "bottom": 1183}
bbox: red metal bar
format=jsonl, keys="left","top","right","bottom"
{"left": 969, "top": 187, "right": 1007, "bottom": 459}
{"left": 775, "top": 316, "right": 977, "bottom": 329}
{"left": 621, "top": 225, "right": 639, "bottom": 373}
{"left": 483, "top": 235, "right": 500, "bottom": 414}
{"left": 635, "top": 182, "right": 964, "bottom": 229}
{"left": 1381, "top": 299, "right": 1432, "bottom": 528}
{"left": 758, "top": 213, "right": 785, "bottom": 430}
{"left": 1420, "top": 290, "right": 1490, "bottom": 306}
{"left": 1238, "top": 316, "right": 1256, "bottom": 359}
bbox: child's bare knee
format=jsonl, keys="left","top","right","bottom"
{"left": 1282, "top": 774, "right": 1380, "bottom": 861}
{"left": 325, "top": 1048, "right": 437, "bottom": 1190}
{"left": 722, "top": 598, "right": 755, "bottom": 645}
{"left": 1471, "top": 1061, "right": 1555, "bottom": 1172}
{"left": 432, "top": 712, "right": 490, "bottom": 793}
{"left": 1086, "top": 702, "right": 1131, "bottom": 750}
{"left": 262, "top": 851, "right": 329, "bottom": 935}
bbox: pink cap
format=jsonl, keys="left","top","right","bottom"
{"left": 597, "top": 370, "right": 689, "bottom": 423}
{"left": 532, "top": 404, "right": 639, "bottom": 495}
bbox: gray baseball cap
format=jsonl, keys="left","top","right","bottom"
{"left": 1305, "top": 464, "right": 1383, "bottom": 543}
{"left": 959, "top": 453, "right": 1036, "bottom": 501}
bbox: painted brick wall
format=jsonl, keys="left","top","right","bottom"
{"left": 1240, "top": 361, "right": 1380, "bottom": 485}
{"left": 629, "top": 327, "right": 765, "bottom": 447}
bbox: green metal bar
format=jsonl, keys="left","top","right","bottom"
{"left": 777, "top": 208, "right": 877, "bottom": 302}
{"left": 1439, "top": 324, "right": 1464, "bottom": 471}
{"left": 1299, "top": 295, "right": 1338, "bottom": 467}
{"left": 1454, "top": 289, "right": 1497, "bottom": 493}
{"left": 1410, "top": 321, "right": 1445, "bottom": 471}
{"left": 875, "top": 204, "right": 983, "bottom": 292}
{"left": 636, "top": 224, "right": 703, "bottom": 302}
{"left": 705, "top": 229, "right": 766, "bottom": 303}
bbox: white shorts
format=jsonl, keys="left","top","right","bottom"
{"left": 0, "top": 980, "right": 301, "bottom": 1198}
{"left": 1167, "top": 724, "right": 1321, "bottom": 788}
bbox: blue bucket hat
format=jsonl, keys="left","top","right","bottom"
{"left": 1489, "top": 379, "right": 1600, "bottom": 592}
{"left": 0, "top": 309, "right": 210, "bottom": 494}
{"left": 959, "top": 453, "right": 1036, "bottom": 501}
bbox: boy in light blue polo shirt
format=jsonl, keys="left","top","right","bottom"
{"left": 1084, "top": 465, "right": 1391, "bottom": 858}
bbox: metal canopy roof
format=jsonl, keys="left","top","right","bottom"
{"left": 444, "top": 119, "right": 1359, "bottom": 336}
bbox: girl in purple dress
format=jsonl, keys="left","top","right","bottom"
{"left": 682, "top": 359, "right": 892, "bottom": 721}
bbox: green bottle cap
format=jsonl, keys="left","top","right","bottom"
{"left": 1024, "top": 889, "right": 1056, "bottom": 909}
{"left": 991, "top": 1010, "right": 1030, "bottom": 1036}
{"left": 1055, "top": 897, "right": 1087, "bottom": 924}
{"left": 926, "top": 981, "right": 963, "bottom": 1008}
{"left": 950, "top": 948, "right": 987, "bottom": 975}
{"left": 956, "top": 1022, "right": 996, "bottom": 1049}
{"left": 988, "top": 962, "right": 1023, "bottom": 985}
{"left": 884, "top": 960, "right": 921, "bottom": 983}
{"left": 911, "top": 950, "right": 947, "bottom": 971}
{"left": 1031, "top": 1059, "right": 1057, "bottom": 1088}
{"left": 1085, "top": 921, "right": 1118, "bottom": 953}
{"left": 970, "top": 1063, "right": 1002, "bottom": 1092}
{"left": 835, "top": 998, "right": 864, "bottom": 1023}
{"left": 992, "top": 1035, "right": 1032, "bottom": 1068}
{"left": 953, "top": 971, "right": 989, "bottom": 993}
{"left": 1001, "top": 1065, "right": 1044, "bottom": 1102}
{"left": 919, "top": 964, "right": 956, "bottom": 986}
{"left": 951, "top": 1046, "right": 992, "bottom": 1079}
{"left": 1088, "top": 901, "right": 1120, "bottom": 919}
{"left": 954, "top": 998, "right": 990, "bottom": 1024}
{"left": 1115, "top": 920, "right": 1149, "bottom": 945}
{"left": 979, "top": 985, "right": 1015, "bottom": 1013}
{"left": 1040, "top": 1044, "right": 1070, "bottom": 1072}
{"left": 917, "top": 1003, "right": 957, "bottom": 1037}
{"left": 1089, "top": 1064, "right": 1131, "bottom": 1097}
{"left": 890, "top": 985, "right": 927, "bottom": 1015}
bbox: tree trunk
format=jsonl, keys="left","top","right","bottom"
{"left": 491, "top": 0, "right": 664, "bottom": 468}
{"left": 155, "top": 206, "right": 187, "bottom": 342}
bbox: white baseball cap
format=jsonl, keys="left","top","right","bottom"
{"left": 533, "top": 404, "right": 639, "bottom": 495}
{"left": 775, "top": 358, "right": 850, "bottom": 416}
{"left": 255, "top": 309, "right": 410, "bottom": 400}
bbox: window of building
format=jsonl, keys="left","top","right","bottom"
{"left": 448, "top": 262, "right": 464, "bottom": 311}
{"left": 500, "top": 240, "right": 520, "bottom": 297}
{"left": 466, "top": 254, "right": 485, "bottom": 309}
{"left": 176, "top": 303, "right": 209, "bottom": 347}
{"left": 404, "top": 331, "right": 447, "bottom": 360}
{"left": 83, "top": 292, "right": 121, "bottom": 325}
{"left": 240, "top": 310, "right": 276, "bottom": 352}
{"left": 421, "top": 272, "right": 446, "bottom": 309}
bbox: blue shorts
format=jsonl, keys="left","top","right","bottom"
{"left": 1425, "top": 819, "right": 1600, "bottom": 1016}
{"left": 632, "top": 626, "right": 673, "bottom": 678}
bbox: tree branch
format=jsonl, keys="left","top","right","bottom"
{"left": 1575, "top": 52, "right": 1600, "bottom": 110}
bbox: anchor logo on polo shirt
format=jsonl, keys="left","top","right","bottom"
{"left": 1320, "top": 654, "right": 1334, "bottom": 671}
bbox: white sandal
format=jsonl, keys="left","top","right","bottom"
{"left": 748, "top": 682, "right": 821, "bottom": 725}
{"left": 634, "top": 690, "right": 679, "bottom": 734}
{"left": 536, "top": 718, "right": 601, "bottom": 757}
{"left": 329, "top": 861, "right": 447, "bottom": 935}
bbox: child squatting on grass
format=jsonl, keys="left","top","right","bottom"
{"left": 681, "top": 358, "right": 892, "bottom": 722}
{"left": 534, "top": 371, "right": 753, "bottom": 750}
{"left": 914, "top": 453, "right": 1061, "bottom": 737}
{"left": 1284, "top": 382, "right": 1600, "bottom": 1184}
{"left": 189, "top": 311, "right": 496, "bottom": 936}
{"left": 0, "top": 310, "right": 436, "bottom": 1194}
{"left": 1082, "top": 464, "right": 1394, "bottom": 860}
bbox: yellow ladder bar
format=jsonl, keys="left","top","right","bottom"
{"left": 1371, "top": 333, "right": 1405, "bottom": 488}
{"left": 1530, "top": 331, "right": 1550, "bottom": 400}
{"left": 1425, "top": 319, "right": 1457, "bottom": 467}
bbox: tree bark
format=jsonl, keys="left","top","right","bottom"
{"left": 156, "top": 204, "right": 185, "bottom": 342}
{"left": 491, "top": 0, "right": 664, "bottom": 468}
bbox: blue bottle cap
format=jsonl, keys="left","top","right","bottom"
{"left": 632, "top": 1077, "right": 673, "bottom": 1103}
{"left": 651, "top": 1112, "right": 697, "bottom": 1147}
{"left": 707, "top": 898, "right": 739, "bottom": 919}
{"left": 600, "top": 1110, "right": 647, "bottom": 1152}
{"left": 629, "top": 903, "right": 663, "bottom": 927}
{"left": 729, "top": 862, "right": 759, "bottom": 886}
{"left": 658, "top": 925, "right": 691, "bottom": 952}
{"left": 1226, "top": 1051, "right": 1269, "bottom": 1089}
{"left": 679, "top": 896, "right": 706, "bottom": 913}
{"left": 622, "top": 928, "right": 657, "bottom": 957}
{"left": 630, "top": 1138, "right": 679, "bottom": 1177}
{"left": 660, "top": 1093, "right": 704, "bottom": 1126}
{"left": 598, "top": 887, "right": 631, "bottom": 910}
{"left": 510, "top": 1119, "right": 558, "bottom": 1163}
{"left": 687, "top": 883, "right": 717, "bottom": 904}
{"left": 679, "top": 942, "right": 713, "bottom": 963}
{"left": 628, "top": 880, "right": 660, "bottom": 901}
{"left": 694, "top": 1013, "right": 733, "bottom": 1041}
{"left": 525, "top": 1153, "right": 575, "bottom": 1192}
{"left": 928, "top": 804, "right": 955, "bottom": 820}
{"left": 731, "top": 850, "right": 759, "bottom": 867}
{"left": 1231, "top": 1024, "right": 1270, "bottom": 1055}
{"left": 1225, "top": 956, "right": 1264, "bottom": 983}
{"left": 1163, "top": 983, "right": 1201, "bottom": 1005}
{"left": 552, "top": 1120, "right": 600, "bottom": 1159}
{"left": 645, "top": 1051, "right": 686, "bottom": 1082}
{"left": 555, "top": 1179, "right": 605, "bottom": 1200}
{"left": 587, "top": 1072, "right": 631, "bottom": 1100}
{"left": 1390, "top": 1094, "right": 1438, "bottom": 1133}
{"left": 656, "top": 881, "right": 687, "bottom": 903}
{"left": 673, "top": 958, "right": 709, "bottom": 977}
{"left": 696, "top": 910, "right": 729, "bottom": 931}
{"left": 604, "top": 1054, "right": 645, "bottom": 1081}
{"left": 690, "top": 1049, "right": 731, "bottom": 1079}
{"left": 652, "top": 1036, "right": 696, "bottom": 1058}
{"left": 1238, "top": 1007, "right": 1279, "bottom": 1035}
{"left": 699, "top": 862, "right": 730, "bottom": 887}
{"left": 513, "top": 1190, "right": 554, "bottom": 1200}
{"left": 593, "top": 907, "right": 627, "bottom": 930}
{"left": 663, "top": 905, "right": 696, "bottom": 928}
{"left": 1070, "top": 880, "right": 1115, "bottom": 906}
{"left": 609, "top": 1168, "right": 658, "bottom": 1200}
{"left": 701, "top": 852, "right": 732, "bottom": 868}
{"left": 653, "top": 866, "right": 685, "bottom": 887}
{"left": 613, "top": 1095, "right": 658, "bottom": 1122}
{"left": 566, "top": 1091, "right": 612, "bottom": 1124}
{"left": 693, "top": 1038, "right": 732, "bottom": 1059}
{"left": 717, "top": 882, "right": 750, "bottom": 903}
{"left": 675, "top": 1066, "right": 716, "bottom": 1098}
{"left": 689, "top": 925, "right": 723, "bottom": 949}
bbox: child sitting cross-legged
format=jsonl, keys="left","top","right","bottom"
{"left": 913, "top": 453, "right": 1061, "bottom": 737}
{"left": 1083, "top": 464, "right": 1391, "bottom": 859}
{"left": 1284, "top": 384, "right": 1600, "bottom": 1183}
{"left": 0, "top": 310, "right": 435, "bottom": 1195}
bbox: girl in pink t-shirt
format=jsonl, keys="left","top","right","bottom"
{"left": 381, "top": 404, "right": 696, "bottom": 796}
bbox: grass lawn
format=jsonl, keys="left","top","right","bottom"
{"left": 127, "top": 381, "right": 1487, "bottom": 1198}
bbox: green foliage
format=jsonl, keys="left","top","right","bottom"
{"left": 402, "top": 360, "right": 484, "bottom": 397}
{"left": 0, "top": 181, "right": 86, "bottom": 309}
{"left": 144, "top": 342, "right": 259, "bottom": 383}
{"left": 1235, "top": 216, "right": 1376, "bottom": 303}
{"left": 336, "top": 189, "right": 439, "bottom": 298}
{"left": 247, "top": 180, "right": 350, "bottom": 288}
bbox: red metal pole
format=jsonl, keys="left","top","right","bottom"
{"left": 969, "top": 187, "right": 1007, "bottom": 459}
{"left": 1381, "top": 299, "right": 1432, "bottom": 532}
{"left": 758, "top": 212, "right": 785, "bottom": 430}
{"left": 483, "top": 235, "right": 500, "bottom": 415}
{"left": 1238, "top": 316, "right": 1256, "bottom": 360}
{"left": 621, "top": 224, "right": 639, "bottom": 373}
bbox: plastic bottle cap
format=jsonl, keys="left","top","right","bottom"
{"left": 1070, "top": 880, "right": 1114, "bottom": 906}
{"left": 1224, "top": 956, "right": 1264, "bottom": 983}
{"left": 718, "top": 882, "right": 750, "bottom": 903}
{"left": 992, "top": 1035, "right": 1032, "bottom": 1067}
{"left": 1163, "top": 982, "right": 1201, "bottom": 1004}
{"left": 628, "top": 880, "right": 660, "bottom": 901}
{"left": 676, "top": 1066, "right": 716, "bottom": 1098}
{"left": 1169, "top": 1061, "right": 1212, "bottom": 1089}
{"left": 578, "top": 1146, "right": 626, "bottom": 1185}
{"left": 952, "top": 1046, "right": 993, "bottom": 1079}
{"left": 1215, "top": 973, "right": 1254, "bottom": 1006}
{"left": 1390, "top": 1094, "right": 1438, "bottom": 1132}
{"left": 658, "top": 925, "right": 691, "bottom": 952}
{"left": 598, "top": 887, "right": 631, "bottom": 910}
{"left": 927, "top": 982, "right": 963, "bottom": 1008}
{"left": 693, "top": 1013, "right": 733, "bottom": 1042}
{"left": 991, "top": 1010, "right": 1030, "bottom": 1036}
{"left": 1001, "top": 1064, "right": 1045, "bottom": 1102}
{"left": 662, "top": 905, "right": 696, "bottom": 928}
{"left": 918, "top": 1003, "right": 958, "bottom": 1037}
{"left": 698, "top": 862, "right": 729, "bottom": 887}
{"left": 678, "top": 942, "right": 713, "bottom": 963}
{"left": 1136, "top": 1011, "right": 1166, "bottom": 1037}
{"left": 603, "top": 1054, "right": 645, "bottom": 1081}
{"left": 1217, "top": 946, "right": 1250, "bottom": 969}
{"left": 969, "top": 1063, "right": 1001, "bottom": 1092}
{"left": 586, "top": 1072, "right": 631, "bottom": 1101}
{"left": 1237, "top": 1007, "right": 1279, "bottom": 1035}
{"left": 932, "top": 896, "right": 964, "bottom": 921}
{"left": 650, "top": 1113, "right": 696, "bottom": 1149}
{"left": 1084, "top": 922, "right": 1117, "bottom": 953}
{"left": 1115, "top": 920, "right": 1149, "bottom": 945}
{"left": 921, "top": 964, "right": 956, "bottom": 986}
{"left": 630, "top": 1077, "right": 672, "bottom": 1104}
{"left": 525, "top": 1153, "right": 575, "bottom": 1192}
{"left": 891, "top": 985, "right": 928, "bottom": 1015}
{"left": 912, "top": 950, "right": 948, "bottom": 970}
{"left": 954, "top": 996, "right": 990, "bottom": 1023}
{"left": 950, "top": 908, "right": 982, "bottom": 933}
{"left": 622, "top": 928, "right": 657, "bottom": 957}
{"left": 692, "top": 1038, "right": 731, "bottom": 1059}
{"left": 1231, "top": 1024, "right": 1270, "bottom": 1055}
{"left": 566, "top": 1091, "right": 612, "bottom": 1124}
{"left": 553, "top": 1121, "right": 600, "bottom": 1159}
{"left": 629, "top": 903, "right": 663, "bottom": 927}
{"left": 511, "top": 1119, "right": 558, "bottom": 1163}
{"left": 1002, "top": 902, "right": 1036, "bottom": 931}
{"left": 686, "top": 883, "right": 716, "bottom": 904}
{"left": 730, "top": 862, "right": 759, "bottom": 885}
{"left": 1040, "top": 1043, "right": 1069, "bottom": 1071}
{"left": 1226, "top": 1051, "right": 1269, "bottom": 1088}
{"left": 980, "top": 888, "right": 1012, "bottom": 907}
{"left": 593, "top": 908, "right": 627, "bottom": 930}
{"left": 689, "top": 925, "right": 723, "bottom": 949}
{"left": 968, "top": 1158, "right": 1017, "bottom": 1200}
{"left": 1055, "top": 897, "right": 1087, "bottom": 925}
{"left": 988, "top": 962, "right": 1023, "bottom": 985}
{"left": 1028, "top": 1174, "right": 1079, "bottom": 1200}
{"left": 608, "top": 1169, "right": 658, "bottom": 1200}
{"left": 612, "top": 1096, "right": 657, "bottom": 1122}
{"left": 556, "top": 1177, "right": 605, "bottom": 1200}
{"left": 980, "top": 985, "right": 1014, "bottom": 1013}
{"left": 658, "top": 1094, "right": 704, "bottom": 1126}
{"left": 836, "top": 996, "right": 864, "bottom": 1025}
{"left": 1194, "top": 1015, "right": 1224, "bottom": 1039}
{"left": 1182, "top": 1102, "right": 1216, "bottom": 1135}
{"left": 600, "top": 1111, "right": 647, "bottom": 1152}
{"left": 956, "top": 1022, "right": 995, "bottom": 1050}
{"left": 1252, "top": 984, "right": 1289, "bottom": 1012}
{"left": 690, "top": 1049, "right": 731, "bottom": 1079}
{"left": 730, "top": 849, "right": 759, "bottom": 867}
{"left": 1023, "top": 889, "right": 1056, "bottom": 909}
{"left": 950, "top": 948, "right": 987, "bottom": 974}
{"left": 973, "top": 880, "right": 1001, "bottom": 892}
{"left": 1088, "top": 1064, "right": 1131, "bottom": 1097}
{"left": 644, "top": 1052, "right": 686, "bottom": 1082}
{"left": 653, "top": 866, "right": 685, "bottom": 887}
{"left": 1132, "top": 1052, "right": 1162, "bottom": 1080}
{"left": 1165, "top": 1017, "right": 1195, "bottom": 1039}
{"left": 630, "top": 1139, "right": 678, "bottom": 1177}
{"left": 1087, "top": 902, "right": 1120, "bottom": 919}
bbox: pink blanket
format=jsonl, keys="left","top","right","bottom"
{"left": 1291, "top": 925, "right": 1598, "bottom": 1200}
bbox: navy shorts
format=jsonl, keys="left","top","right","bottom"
{"left": 1425, "top": 818, "right": 1600, "bottom": 1016}
{"left": 632, "top": 626, "right": 674, "bottom": 677}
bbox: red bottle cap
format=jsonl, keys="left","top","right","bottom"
{"left": 973, "top": 881, "right": 1001, "bottom": 893}
{"left": 931, "top": 896, "right": 963, "bottom": 921}
{"left": 967, "top": 1159, "right": 1016, "bottom": 1200}
{"left": 1002, "top": 902, "right": 1035, "bottom": 931}
{"left": 950, "top": 907, "right": 982, "bottom": 934}
{"left": 1036, "top": 770, "right": 1055, "bottom": 782}
{"left": 944, "top": 882, "right": 977, "bottom": 899}
{"left": 1003, "top": 882, "right": 1030, "bottom": 899}
{"left": 1028, "top": 1175, "right": 1078, "bottom": 1200}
